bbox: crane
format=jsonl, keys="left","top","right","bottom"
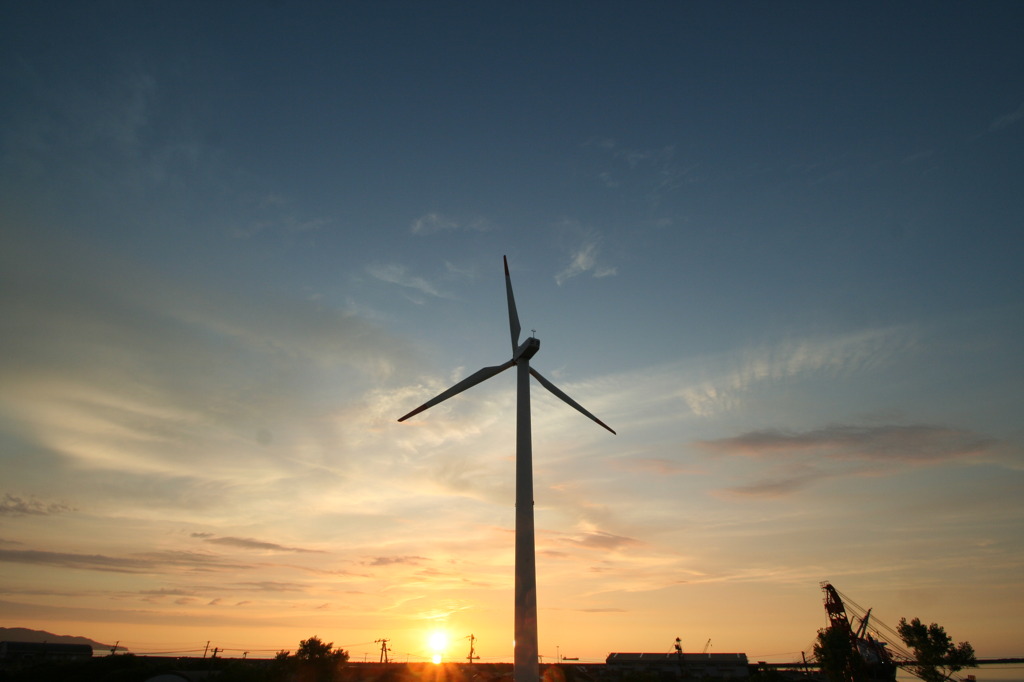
{"left": 820, "top": 582, "right": 896, "bottom": 682}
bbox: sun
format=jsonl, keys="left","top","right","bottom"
{"left": 428, "top": 630, "right": 448, "bottom": 663}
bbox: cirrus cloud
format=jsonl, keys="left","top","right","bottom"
{"left": 555, "top": 241, "right": 617, "bottom": 285}
{"left": 697, "top": 424, "right": 997, "bottom": 463}
{"left": 0, "top": 494, "right": 72, "bottom": 517}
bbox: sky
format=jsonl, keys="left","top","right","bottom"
{"left": 1, "top": 0, "right": 1022, "bottom": 665}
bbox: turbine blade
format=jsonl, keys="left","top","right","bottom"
{"left": 530, "top": 368, "right": 616, "bottom": 435}
{"left": 398, "top": 360, "right": 516, "bottom": 423}
{"left": 504, "top": 255, "right": 521, "bottom": 353}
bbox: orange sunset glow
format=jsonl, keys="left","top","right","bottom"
{"left": 1, "top": 1, "right": 1022, "bottom": 676}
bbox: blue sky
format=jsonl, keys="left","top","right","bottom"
{"left": 1, "top": 1, "right": 1022, "bottom": 663}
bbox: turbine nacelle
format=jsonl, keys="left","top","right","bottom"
{"left": 513, "top": 336, "right": 540, "bottom": 362}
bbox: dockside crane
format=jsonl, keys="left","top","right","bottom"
{"left": 820, "top": 582, "right": 897, "bottom": 682}
{"left": 821, "top": 583, "right": 979, "bottom": 682}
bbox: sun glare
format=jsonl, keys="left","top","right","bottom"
{"left": 428, "top": 631, "right": 448, "bottom": 664}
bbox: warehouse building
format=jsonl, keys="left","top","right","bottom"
{"left": 605, "top": 652, "right": 750, "bottom": 680}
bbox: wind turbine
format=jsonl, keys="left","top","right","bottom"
{"left": 398, "top": 256, "right": 615, "bottom": 682}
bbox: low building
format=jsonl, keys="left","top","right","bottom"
{"left": 605, "top": 652, "right": 750, "bottom": 679}
{"left": 0, "top": 641, "right": 93, "bottom": 661}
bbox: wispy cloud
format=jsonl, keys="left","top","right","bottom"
{"left": 678, "top": 327, "right": 919, "bottom": 417}
{"left": 564, "top": 531, "right": 642, "bottom": 551}
{"left": 232, "top": 581, "right": 308, "bottom": 593}
{"left": 367, "top": 263, "right": 447, "bottom": 299}
{"left": 582, "top": 138, "right": 697, "bottom": 204}
{"left": 6, "top": 67, "right": 215, "bottom": 211}
{"left": 410, "top": 212, "right": 492, "bottom": 235}
{"left": 6, "top": 65, "right": 330, "bottom": 248}
{"left": 609, "top": 457, "right": 696, "bottom": 475}
{"left": 364, "top": 556, "right": 428, "bottom": 567}
{"left": 698, "top": 424, "right": 996, "bottom": 463}
{"left": 192, "top": 534, "right": 323, "bottom": 553}
{"left": 713, "top": 466, "right": 832, "bottom": 500}
{"left": 0, "top": 548, "right": 252, "bottom": 574}
{"left": 584, "top": 325, "right": 921, "bottom": 431}
{"left": 555, "top": 241, "right": 617, "bottom": 285}
{"left": 701, "top": 423, "right": 1002, "bottom": 499}
{"left": 0, "top": 231, "right": 413, "bottom": 530}
{"left": 0, "top": 494, "right": 72, "bottom": 517}
{"left": 140, "top": 588, "right": 199, "bottom": 598}
{"left": 232, "top": 211, "right": 331, "bottom": 239}
{"left": 989, "top": 102, "right": 1024, "bottom": 132}
{"left": 411, "top": 212, "right": 458, "bottom": 234}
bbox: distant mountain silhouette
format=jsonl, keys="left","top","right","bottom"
{"left": 0, "top": 627, "right": 120, "bottom": 652}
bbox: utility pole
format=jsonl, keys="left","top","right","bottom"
{"left": 466, "top": 634, "right": 479, "bottom": 664}
{"left": 675, "top": 637, "right": 687, "bottom": 678}
{"left": 375, "top": 638, "right": 390, "bottom": 663}
{"left": 110, "top": 641, "right": 119, "bottom": 656}
{"left": 203, "top": 641, "right": 210, "bottom": 659}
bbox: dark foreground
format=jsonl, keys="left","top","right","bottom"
{"left": 0, "top": 656, "right": 811, "bottom": 682}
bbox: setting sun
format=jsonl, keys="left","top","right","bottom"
{"left": 428, "top": 631, "right": 448, "bottom": 663}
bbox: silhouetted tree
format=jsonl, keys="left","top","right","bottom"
{"left": 897, "top": 618, "right": 976, "bottom": 682}
{"left": 288, "top": 636, "right": 349, "bottom": 682}
{"left": 296, "top": 636, "right": 347, "bottom": 662}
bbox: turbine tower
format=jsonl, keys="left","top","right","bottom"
{"left": 398, "top": 256, "right": 615, "bottom": 682}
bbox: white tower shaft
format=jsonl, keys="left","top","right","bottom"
{"left": 514, "top": 358, "right": 538, "bottom": 682}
